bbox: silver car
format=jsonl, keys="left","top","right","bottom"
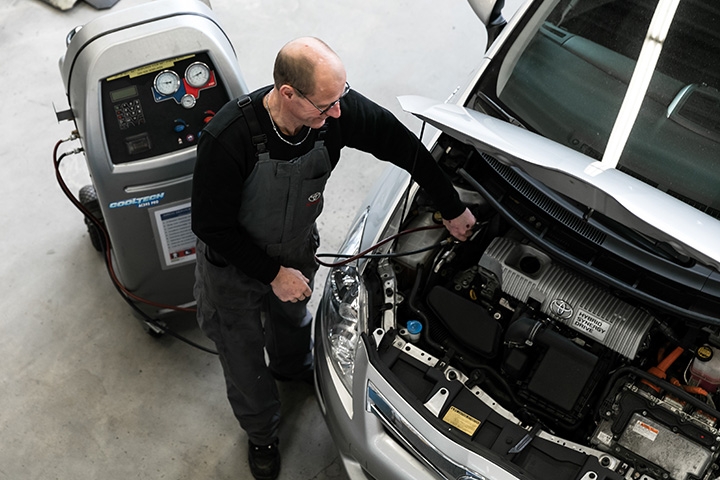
{"left": 315, "top": 1, "right": 720, "bottom": 479}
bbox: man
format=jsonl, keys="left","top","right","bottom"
{"left": 191, "top": 37, "right": 476, "bottom": 480}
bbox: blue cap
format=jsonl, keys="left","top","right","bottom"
{"left": 406, "top": 320, "right": 422, "bottom": 335}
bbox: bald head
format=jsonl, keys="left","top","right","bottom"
{"left": 273, "top": 37, "right": 346, "bottom": 96}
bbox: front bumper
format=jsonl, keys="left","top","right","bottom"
{"left": 314, "top": 313, "right": 518, "bottom": 480}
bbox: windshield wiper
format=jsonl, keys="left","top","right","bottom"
{"left": 474, "top": 91, "right": 526, "bottom": 129}
{"left": 592, "top": 212, "right": 693, "bottom": 267}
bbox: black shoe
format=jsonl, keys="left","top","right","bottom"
{"left": 248, "top": 439, "right": 280, "bottom": 480}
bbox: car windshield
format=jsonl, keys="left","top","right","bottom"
{"left": 477, "top": 0, "right": 720, "bottom": 218}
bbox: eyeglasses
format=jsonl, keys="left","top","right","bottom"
{"left": 294, "top": 82, "right": 350, "bottom": 115}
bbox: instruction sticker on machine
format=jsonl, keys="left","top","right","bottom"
{"left": 151, "top": 201, "right": 196, "bottom": 268}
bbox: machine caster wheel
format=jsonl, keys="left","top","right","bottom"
{"left": 78, "top": 184, "right": 105, "bottom": 252}
{"left": 145, "top": 322, "right": 165, "bottom": 338}
{"left": 142, "top": 318, "right": 166, "bottom": 338}
{"left": 131, "top": 309, "right": 165, "bottom": 338}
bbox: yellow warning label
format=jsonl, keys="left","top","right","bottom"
{"left": 106, "top": 55, "right": 195, "bottom": 81}
{"left": 442, "top": 406, "right": 481, "bottom": 436}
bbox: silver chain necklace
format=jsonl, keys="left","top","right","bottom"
{"left": 264, "top": 93, "right": 311, "bottom": 146}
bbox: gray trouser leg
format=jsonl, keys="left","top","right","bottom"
{"left": 203, "top": 305, "right": 281, "bottom": 446}
{"left": 264, "top": 293, "right": 314, "bottom": 379}
{"left": 194, "top": 234, "right": 318, "bottom": 444}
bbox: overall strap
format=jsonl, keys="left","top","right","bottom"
{"left": 236, "top": 95, "right": 269, "bottom": 159}
{"left": 314, "top": 123, "right": 328, "bottom": 148}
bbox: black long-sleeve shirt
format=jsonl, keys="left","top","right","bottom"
{"left": 191, "top": 85, "right": 464, "bottom": 284}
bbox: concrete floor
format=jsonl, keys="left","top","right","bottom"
{"left": 0, "top": 0, "right": 498, "bottom": 478}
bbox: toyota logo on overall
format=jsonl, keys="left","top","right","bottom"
{"left": 307, "top": 191, "right": 322, "bottom": 205}
{"left": 549, "top": 299, "right": 574, "bottom": 319}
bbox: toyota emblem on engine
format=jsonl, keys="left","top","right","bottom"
{"left": 549, "top": 299, "right": 573, "bottom": 319}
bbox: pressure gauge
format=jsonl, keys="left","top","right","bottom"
{"left": 185, "top": 62, "right": 211, "bottom": 88}
{"left": 154, "top": 70, "right": 181, "bottom": 96}
{"left": 181, "top": 94, "right": 196, "bottom": 109}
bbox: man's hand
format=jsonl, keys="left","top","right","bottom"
{"left": 443, "top": 207, "right": 476, "bottom": 241}
{"left": 271, "top": 266, "right": 313, "bottom": 303}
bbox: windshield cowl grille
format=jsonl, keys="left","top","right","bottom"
{"left": 459, "top": 150, "right": 720, "bottom": 327}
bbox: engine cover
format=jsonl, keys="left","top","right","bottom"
{"left": 479, "top": 237, "right": 654, "bottom": 359}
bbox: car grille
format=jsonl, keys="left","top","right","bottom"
{"left": 367, "top": 382, "right": 490, "bottom": 480}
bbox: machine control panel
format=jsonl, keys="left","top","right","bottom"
{"left": 112, "top": 91, "right": 144, "bottom": 130}
{"left": 101, "top": 52, "right": 229, "bottom": 165}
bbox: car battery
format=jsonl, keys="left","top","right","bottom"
{"left": 57, "top": 0, "right": 248, "bottom": 317}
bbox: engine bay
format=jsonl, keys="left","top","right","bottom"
{"left": 363, "top": 138, "right": 720, "bottom": 480}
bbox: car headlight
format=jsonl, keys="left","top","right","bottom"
{"left": 321, "top": 208, "right": 369, "bottom": 392}
{"left": 323, "top": 265, "right": 360, "bottom": 391}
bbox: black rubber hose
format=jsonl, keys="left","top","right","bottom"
{"left": 406, "top": 263, "right": 444, "bottom": 352}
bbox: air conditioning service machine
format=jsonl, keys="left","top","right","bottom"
{"left": 54, "top": 0, "right": 247, "bottom": 338}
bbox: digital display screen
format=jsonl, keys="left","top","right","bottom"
{"left": 109, "top": 85, "right": 138, "bottom": 103}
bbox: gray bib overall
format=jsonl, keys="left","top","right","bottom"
{"left": 194, "top": 95, "right": 331, "bottom": 445}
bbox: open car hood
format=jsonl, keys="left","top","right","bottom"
{"left": 400, "top": 95, "right": 720, "bottom": 271}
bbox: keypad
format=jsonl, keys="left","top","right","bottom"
{"left": 114, "top": 99, "right": 146, "bottom": 130}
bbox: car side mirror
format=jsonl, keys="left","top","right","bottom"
{"left": 467, "top": 0, "right": 500, "bottom": 24}
{"left": 467, "top": 0, "right": 507, "bottom": 47}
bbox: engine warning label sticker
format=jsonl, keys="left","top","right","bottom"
{"left": 572, "top": 308, "right": 610, "bottom": 342}
{"left": 632, "top": 420, "right": 659, "bottom": 442}
{"left": 442, "top": 406, "right": 481, "bottom": 437}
